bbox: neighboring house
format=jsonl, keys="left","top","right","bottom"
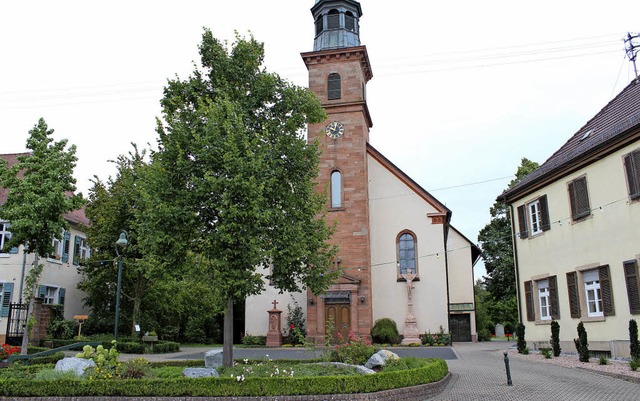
{"left": 498, "top": 77, "right": 640, "bottom": 357}
{"left": 245, "top": 0, "right": 481, "bottom": 343}
{"left": 0, "top": 152, "right": 91, "bottom": 344}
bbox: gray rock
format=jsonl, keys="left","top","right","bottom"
{"left": 183, "top": 367, "right": 219, "bottom": 378}
{"left": 205, "top": 349, "right": 224, "bottom": 368}
{"left": 365, "top": 349, "right": 400, "bottom": 369}
{"left": 55, "top": 357, "right": 96, "bottom": 376}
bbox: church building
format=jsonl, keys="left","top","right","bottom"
{"left": 245, "top": 0, "right": 480, "bottom": 343}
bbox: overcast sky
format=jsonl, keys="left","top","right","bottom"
{"left": 1, "top": 0, "right": 638, "bottom": 280}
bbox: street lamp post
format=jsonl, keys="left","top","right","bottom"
{"left": 114, "top": 231, "right": 128, "bottom": 341}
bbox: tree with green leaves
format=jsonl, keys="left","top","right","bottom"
{"left": 142, "top": 30, "right": 338, "bottom": 366}
{"left": 477, "top": 158, "right": 539, "bottom": 325}
{"left": 0, "top": 118, "right": 83, "bottom": 354}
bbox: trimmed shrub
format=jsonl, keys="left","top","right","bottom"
{"left": 150, "top": 341, "right": 180, "bottom": 354}
{"left": 630, "top": 319, "right": 640, "bottom": 360}
{"left": 116, "top": 342, "right": 146, "bottom": 354}
{"left": 241, "top": 334, "right": 266, "bottom": 346}
{"left": 551, "top": 320, "right": 561, "bottom": 357}
{"left": 516, "top": 323, "right": 527, "bottom": 354}
{"left": 630, "top": 357, "right": 640, "bottom": 371}
{"left": 371, "top": 318, "right": 400, "bottom": 345}
{"left": 540, "top": 348, "right": 552, "bottom": 359}
{"left": 574, "top": 322, "right": 590, "bottom": 362}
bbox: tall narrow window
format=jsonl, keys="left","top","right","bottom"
{"left": 345, "top": 12, "right": 355, "bottom": 31}
{"left": 397, "top": 232, "right": 417, "bottom": 275}
{"left": 624, "top": 149, "right": 640, "bottom": 200}
{"left": 327, "top": 9, "right": 340, "bottom": 29}
{"left": 538, "top": 279, "right": 551, "bottom": 320}
{"left": 568, "top": 176, "right": 590, "bottom": 220}
{"left": 331, "top": 171, "right": 342, "bottom": 208}
{"left": 517, "top": 195, "right": 550, "bottom": 239}
{"left": 528, "top": 200, "right": 542, "bottom": 235}
{"left": 315, "top": 16, "right": 324, "bottom": 36}
{"left": 0, "top": 221, "right": 11, "bottom": 254}
{"left": 328, "top": 73, "right": 341, "bottom": 100}
{"left": 583, "top": 269, "right": 603, "bottom": 317}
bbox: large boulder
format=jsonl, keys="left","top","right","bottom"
{"left": 55, "top": 357, "right": 96, "bottom": 376}
{"left": 365, "top": 350, "right": 400, "bottom": 370}
{"left": 183, "top": 368, "right": 219, "bottom": 378}
{"left": 205, "top": 349, "right": 224, "bottom": 368}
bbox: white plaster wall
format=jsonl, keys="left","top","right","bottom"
{"left": 368, "top": 155, "right": 449, "bottom": 334}
{"left": 243, "top": 264, "right": 307, "bottom": 337}
{"left": 514, "top": 140, "right": 640, "bottom": 351}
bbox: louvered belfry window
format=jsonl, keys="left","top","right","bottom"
{"left": 624, "top": 149, "right": 640, "bottom": 200}
{"left": 328, "top": 73, "right": 341, "bottom": 100}
{"left": 624, "top": 260, "right": 640, "bottom": 314}
{"left": 327, "top": 9, "right": 340, "bottom": 29}
{"left": 345, "top": 12, "right": 355, "bottom": 31}
{"left": 568, "top": 176, "right": 590, "bottom": 220}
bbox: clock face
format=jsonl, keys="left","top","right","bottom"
{"left": 325, "top": 121, "right": 344, "bottom": 139}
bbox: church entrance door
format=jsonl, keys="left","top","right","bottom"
{"left": 325, "top": 303, "right": 350, "bottom": 343}
{"left": 450, "top": 314, "right": 471, "bottom": 342}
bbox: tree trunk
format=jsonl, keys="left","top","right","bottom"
{"left": 20, "top": 254, "right": 40, "bottom": 355}
{"left": 131, "top": 273, "right": 143, "bottom": 338}
{"left": 223, "top": 298, "right": 234, "bottom": 367}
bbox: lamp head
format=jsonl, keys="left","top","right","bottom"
{"left": 116, "top": 231, "right": 128, "bottom": 247}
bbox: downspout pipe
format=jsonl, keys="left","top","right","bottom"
{"left": 443, "top": 211, "right": 452, "bottom": 343}
{"left": 508, "top": 203, "right": 523, "bottom": 323}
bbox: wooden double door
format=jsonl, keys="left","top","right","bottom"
{"left": 325, "top": 303, "right": 350, "bottom": 343}
{"left": 450, "top": 314, "right": 472, "bottom": 342}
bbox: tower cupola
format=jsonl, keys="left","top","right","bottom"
{"left": 312, "top": 0, "right": 362, "bottom": 51}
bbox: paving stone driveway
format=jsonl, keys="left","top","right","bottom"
{"left": 430, "top": 341, "right": 640, "bottom": 401}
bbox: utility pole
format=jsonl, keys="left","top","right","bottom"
{"left": 625, "top": 32, "right": 639, "bottom": 79}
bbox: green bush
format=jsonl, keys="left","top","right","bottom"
{"left": 551, "top": 320, "right": 561, "bottom": 357}
{"left": 422, "top": 326, "right": 451, "bottom": 346}
{"left": 27, "top": 346, "right": 50, "bottom": 354}
{"left": 598, "top": 355, "right": 608, "bottom": 365}
{"left": 47, "top": 319, "right": 78, "bottom": 340}
{"left": 574, "top": 322, "right": 590, "bottom": 362}
{"left": 630, "top": 357, "right": 640, "bottom": 371}
{"left": 371, "top": 318, "right": 400, "bottom": 345}
{"left": 28, "top": 352, "right": 65, "bottom": 366}
{"left": 540, "top": 348, "right": 552, "bottom": 359}
{"left": 121, "top": 358, "right": 152, "bottom": 379}
{"left": 116, "top": 342, "right": 146, "bottom": 354}
{"left": 241, "top": 334, "right": 266, "bottom": 346}
{"left": 330, "top": 332, "right": 378, "bottom": 365}
{"left": 477, "top": 328, "right": 492, "bottom": 342}
{"left": 516, "top": 323, "right": 527, "bottom": 354}
{"left": 150, "top": 341, "right": 180, "bottom": 354}
{"left": 285, "top": 299, "right": 307, "bottom": 346}
{"left": 630, "top": 319, "right": 640, "bottom": 360}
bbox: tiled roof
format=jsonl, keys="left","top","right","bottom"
{"left": 0, "top": 153, "right": 89, "bottom": 227}
{"left": 500, "top": 78, "right": 640, "bottom": 201}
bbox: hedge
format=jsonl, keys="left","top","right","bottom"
{"left": 0, "top": 359, "right": 447, "bottom": 397}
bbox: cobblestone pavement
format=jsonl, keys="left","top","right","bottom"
{"left": 429, "top": 341, "right": 640, "bottom": 401}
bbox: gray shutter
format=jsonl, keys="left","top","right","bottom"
{"left": 517, "top": 205, "right": 528, "bottom": 239}
{"left": 566, "top": 272, "right": 581, "bottom": 318}
{"left": 599, "top": 265, "right": 615, "bottom": 316}
{"left": 58, "top": 288, "right": 66, "bottom": 305}
{"left": 524, "top": 281, "right": 535, "bottom": 321}
{"left": 625, "top": 151, "right": 640, "bottom": 199}
{"left": 539, "top": 195, "right": 551, "bottom": 232}
{"left": 62, "top": 230, "right": 70, "bottom": 263}
{"left": 549, "top": 275, "right": 560, "bottom": 319}
{"left": 1, "top": 283, "right": 13, "bottom": 317}
{"left": 624, "top": 260, "right": 640, "bottom": 314}
{"left": 73, "top": 235, "right": 81, "bottom": 265}
{"left": 37, "top": 285, "right": 46, "bottom": 299}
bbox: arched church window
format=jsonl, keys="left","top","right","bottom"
{"left": 328, "top": 73, "right": 341, "bottom": 100}
{"left": 315, "top": 16, "right": 324, "bottom": 36}
{"left": 331, "top": 170, "right": 342, "bottom": 208}
{"left": 397, "top": 231, "right": 418, "bottom": 275}
{"left": 327, "top": 9, "right": 340, "bottom": 29}
{"left": 345, "top": 12, "right": 355, "bottom": 31}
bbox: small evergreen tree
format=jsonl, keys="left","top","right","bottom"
{"left": 371, "top": 318, "right": 400, "bottom": 345}
{"left": 516, "top": 322, "right": 527, "bottom": 353}
{"left": 574, "top": 322, "right": 590, "bottom": 362}
{"left": 630, "top": 319, "right": 640, "bottom": 360}
{"left": 551, "top": 320, "right": 561, "bottom": 357}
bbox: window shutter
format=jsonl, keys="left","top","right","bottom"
{"left": 549, "top": 275, "right": 560, "bottom": 319}
{"left": 62, "top": 230, "right": 70, "bottom": 263}
{"left": 38, "top": 285, "right": 46, "bottom": 299}
{"left": 599, "top": 265, "right": 615, "bottom": 316}
{"left": 566, "top": 272, "right": 581, "bottom": 318}
{"left": 625, "top": 151, "right": 640, "bottom": 200}
{"left": 58, "top": 288, "right": 66, "bottom": 305}
{"left": 569, "top": 177, "right": 590, "bottom": 220}
{"left": 73, "top": 235, "right": 81, "bottom": 265}
{"left": 517, "top": 205, "right": 528, "bottom": 239}
{"left": 624, "top": 260, "right": 640, "bottom": 314}
{"left": 539, "top": 195, "right": 551, "bottom": 231}
{"left": 524, "top": 281, "right": 535, "bottom": 321}
{"left": 9, "top": 246, "right": 19, "bottom": 254}
{"left": 1, "top": 283, "right": 13, "bottom": 317}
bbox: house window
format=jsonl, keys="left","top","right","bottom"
{"left": 583, "top": 270, "right": 603, "bottom": 317}
{"left": 38, "top": 285, "right": 65, "bottom": 305}
{"left": 327, "top": 9, "right": 340, "bottom": 29}
{"left": 538, "top": 280, "right": 551, "bottom": 320}
{"left": 0, "top": 221, "right": 14, "bottom": 254}
{"left": 397, "top": 231, "right": 417, "bottom": 275}
{"left": 568, "top": 176, "right": 590, "bottom": 220}
{"left": 330, "top": 170, "right": 342, "bottom": 208}
{"left": 345, "top": 12, "right": 355, "bottom": 31}
{"left": 73, "top": 235, "right": 90, "bottom": 265}
{"left": 516, "top": 195, "right": 550, "bottom": 239}
{"left": 624, "top": 149, "right": 640, "bottom": 200}
{"left": 328, "top": 73, "right": 341, "bottom": 100}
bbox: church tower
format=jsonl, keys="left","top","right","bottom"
{"left": 302, "top": 0, "right": 374, "bottom": 342}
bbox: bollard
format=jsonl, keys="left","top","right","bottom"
{"left": 503, "top": 352, "right": 513, "bottom": 386}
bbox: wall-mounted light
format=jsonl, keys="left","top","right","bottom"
{"left": 359, "top": 296, "right": 365, "bottom": 304}
{"left": 309, "top": 298, "right": 315, "bottom": 305}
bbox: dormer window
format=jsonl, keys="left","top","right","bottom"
{"left": 327, "top": 9, "right": 340, "bottom": 29}
{"left": 345, "top": 12, "right": 355, "bottom": 31}
{"left": 328, "top": 73, "right": 341, "bottom": 100}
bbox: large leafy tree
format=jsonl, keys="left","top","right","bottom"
{"left": 142, "top": 30, "right": 338, "bottom": 365}
{"left": 0, "top": 118, "right": 83, "bottom": 354}
{"left": 477, "top": 158, "right": 539, "bottom": 327}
